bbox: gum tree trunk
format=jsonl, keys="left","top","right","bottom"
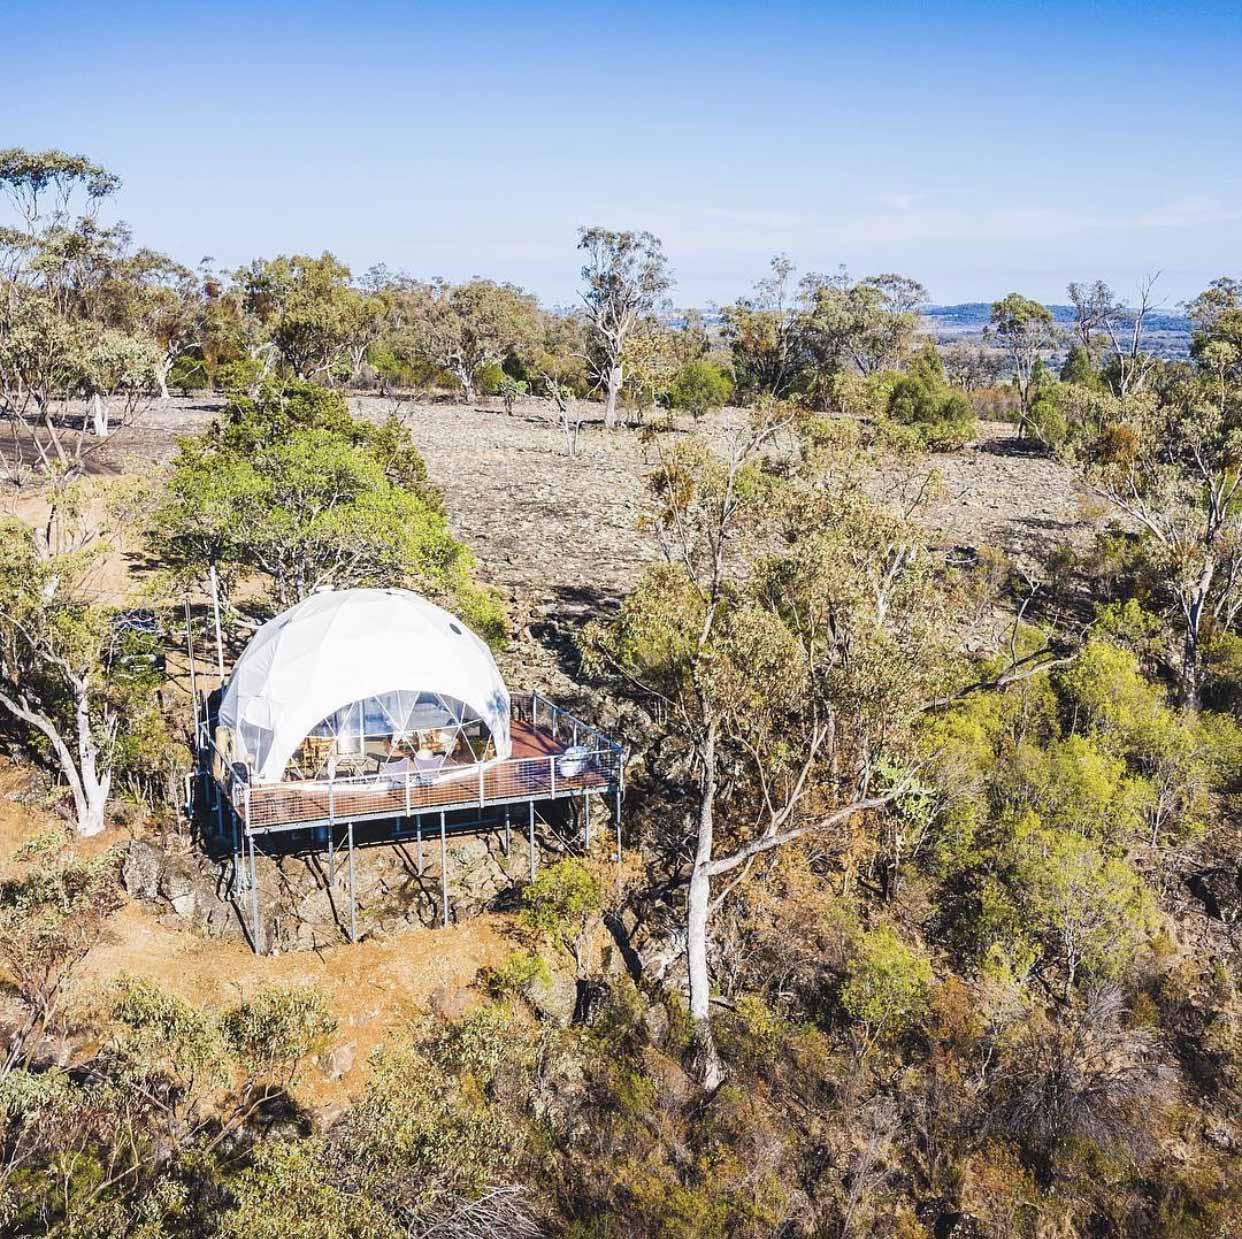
{"left": 604, "top": 363, "right": 623, "bottom": 430}
{"left": 686, "top": 720, "right": 724, "bottom": 1090}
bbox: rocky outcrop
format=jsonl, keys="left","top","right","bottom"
{"left": 121, "top": 836, "right": 242, "bottom": 940}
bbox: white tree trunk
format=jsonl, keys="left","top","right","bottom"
{"left": 604, "top": 363, "right": 623, "bottom": 430}
{"left": 686, "top": 721, "right": 724, "bottom": 1090}
{"left": 75, "top": 686, "right": 110, "bottom": 837}
{"left": 0, "top": 681, "right": 110, "bottom": 837}
{"left": 91, "top": 393, "right": 108, "bottom": 437}
{"left": 457, "top": 365, "right": 476, "bottom": 404}
{"left": 156, "top": 357, "right": 172, "bottom": 401}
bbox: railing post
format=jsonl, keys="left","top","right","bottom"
{"left": 404, "top": 772, "right": 410, "bottom": 816}
{"left": 478, "top": 762, "right": 485, "bottom": 808}
{"left": 550, "top": 753, "right": 556, "bottom": 797}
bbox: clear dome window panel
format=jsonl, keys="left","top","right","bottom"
{"left": 436, "top": 693, "right": 467, "bottom": 725}
{"left": 391, "top": 689, "right": 419, "bottom": 733}
{"left": 334, "top": 700, "right": 363, "bottom": 753}
{"left": 362, "top": 695, "right": 391, "bottom": 737}
{"left": 409, "top": 694, "right": 453, "bottom": 731}
{"left": 240, "top": 722, "right": 273, "bottom": 770}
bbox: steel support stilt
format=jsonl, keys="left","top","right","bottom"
{"left": 528, "top": 801, "right": 536, "bottom": 880}
{"left": 248, "top": 832, "right": 262, "bottom": 954}
{"left": 504, "top": 805, "right": 511, "bottom": 856}
{"left": 347, "top": 821, "right": 357, "bottom": 943}
{"left": 440, "top": 811, "right": 448, "bottom": 928}
{"left": 416, "top": 817, "right": 423, "bottom": 875}
{"left": 614, "top": 788, "right": 622, "bottom": 863}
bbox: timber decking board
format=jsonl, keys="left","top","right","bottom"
{"left": 239, "top": 720, "right": 615, "bottom": 832}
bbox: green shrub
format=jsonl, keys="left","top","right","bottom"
{"left": 1026, "top": 383, "right": 1068, "bottom": 447}
{"left": 166, "top": 355, "right": 210, "bottom": 395}
{"left": 214, "top": 357, "right": 265, "bottom": 394}
{"left": 1011, "top": 819, "right": 1156, "bottom": 992}
{"left": 668, "top": 359, "right": 733, "bottom": 418}
{"left": 475, "top": 361, "right": 505, "bottom": 396}
{"left": 887, "top": 371, "right": 976, "bottom": 449}
{"left": 840, "top": 925, "right": 933, "bottom": 1047}
{"left": 497, "top": 375, "right": 527, "bottom": 414}
{"left": 485, "top": 949, "right": 551, "bottom": 999}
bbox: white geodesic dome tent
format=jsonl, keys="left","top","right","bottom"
{"left": 217, "top": 588, "right": 510, "bottom": 785}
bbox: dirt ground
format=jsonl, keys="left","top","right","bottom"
{"left": 79, "top": 900, "right": 509, "bottom": 1111}
{"left": 2, "top": 392, "right": 1098, "bottom": 638}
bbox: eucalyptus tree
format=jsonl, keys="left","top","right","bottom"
{"left": 0, "top": 512, "right": 157, "bottom": 836}
{"left": 0, "top": 148, "right": 154, "bottom": 479}
{"left": 584, "top": 413, "right": 952, "bottom": 1086}
{"left": 1067, "top": 276, "right": 1161, "bottom": 397}
{"left": 232, "top": 252, "right": 388, "bottom": 383}
{"left": 405, "top": 278, "right": 541, "bottom": 402}
{"left": 802, "top": 270, "right": 928, "bottom": 377}
{"left": 720, "top": 254, "right": 809, "bottom": 399}
{"left": 989, "top": 292, "right": 1057, "bottom": 423}
{"left": 577, "top": 227, "right": 672, "bottom": 428}
{"left": 1061, "top": 280, "right": 1242, "bottom": 706}
{"left": 115, "top": 248, "right": 205, "bottom": 399}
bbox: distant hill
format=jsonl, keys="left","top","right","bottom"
{"left": 922, "top": 302, "right": 1192, "bottom": 357}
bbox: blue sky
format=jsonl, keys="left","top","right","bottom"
{"left": 7, "top": 0, "right": 1240, "bottom": 307}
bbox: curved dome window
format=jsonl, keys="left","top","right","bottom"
{"left": 289, "top": 689, "right": 496, "bottom": 780}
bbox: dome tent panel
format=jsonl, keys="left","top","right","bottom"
{"left": 218, "top": 588, "right": 510, "bottom": 784}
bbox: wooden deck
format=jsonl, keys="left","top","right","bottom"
{"left": 236, "top": 719, "right": 619, "bottom": 834}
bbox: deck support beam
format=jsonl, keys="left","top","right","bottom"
{"left": 614, "top": 787, "right": 622, "bottom": 863}
{"left": 503, "top": 805, "right": 511, "bottom": 857}
{"left": 416, "top": 817, "right": 423, "bottom": 875}
{"left": 440, "top": 810, "right": 448, "bottom": 928}
{"left": 582, "top": 790, "right": 591, "bottom": 849}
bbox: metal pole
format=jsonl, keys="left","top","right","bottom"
{"left": 583, "top": 790, "right": 590, "bottom": 848}
{"left": 208, "top": 564, "right": 226, "bottom": 683}
{"left": 416, "top": 817, "right": 423, "bottom": 875}
{"left": 184, "top": 598, "right": 199, "bottom": 745}
{"left": 248, "top": 832, "right": 262, "bottom": 954}
{"left": 328, "top": 826, "right": 335, "bottom": 886}
{"left": 504, "top": 804, "right": 511, "bottom": 856}
{"left": 615, "top": 788, "right": 622, "bottom": 863}
{"left": 440, "top": 810, "right": 448, "bottom": 928}
{"left": 347, "top": 821, "right": 357, "bottom": 943}
{"left": 528, "top": 801, "right": 536, "bottom": 880}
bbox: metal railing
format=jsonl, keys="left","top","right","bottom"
{"left": 514, "top": 690, "right": 624, "bottom": 759}
{"left": 201, "top": 690, "right": 624, "bottom": 834}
